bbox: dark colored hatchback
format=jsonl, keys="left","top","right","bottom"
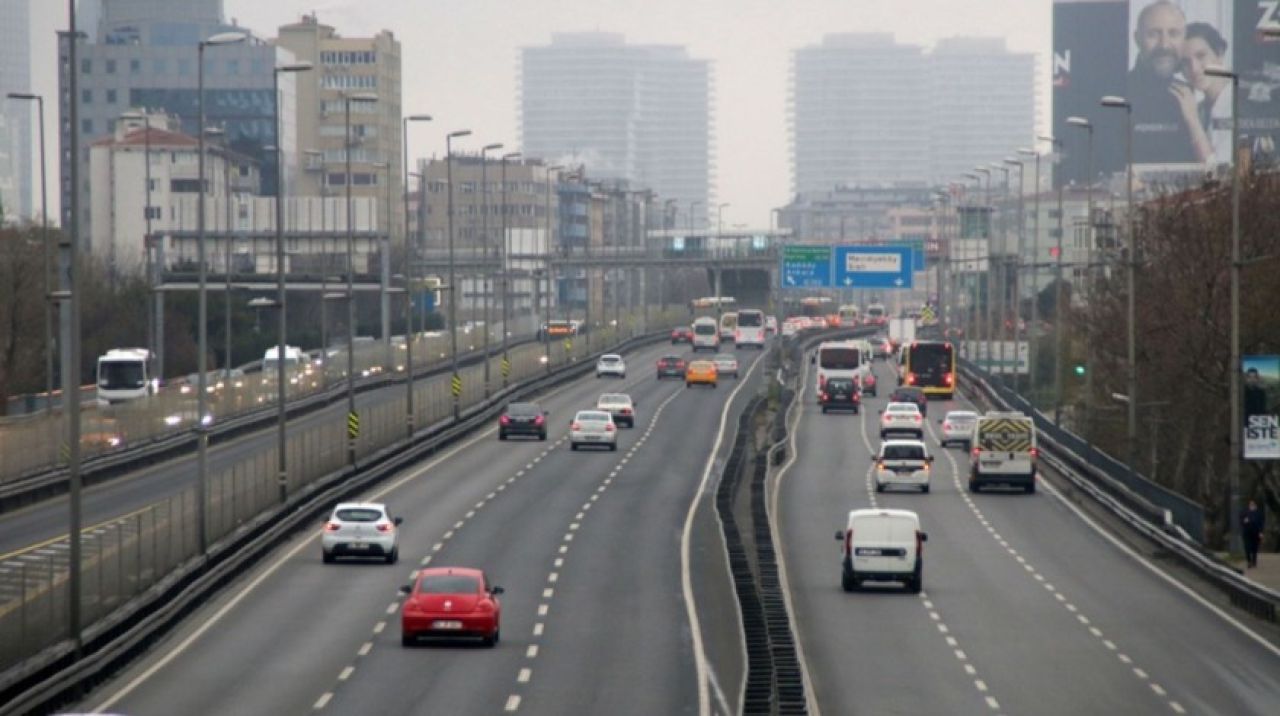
{"left": 889, "top": 386, "right": 928, "bottom": 417}
{"left": 671, "top": 326, "right": 694, "bottom": 344}
{"left": 820, "top": 378, "right": 862, "bottom": 414}
{"left": 656, "top": 355, "right": 687, "bottom": 379}
{"left": 499, "top": 402, "right": 548, "bottom": 440}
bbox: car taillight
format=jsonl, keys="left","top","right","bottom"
{"left": 571, "top": 422, "right": 582, "bottom": 431}
{"left": 944, "top": 373, "right": 954, "bottom": 386}
{"left": 605, "top": 423, "right": 616, "bottom": 432}
{"left": 325, "top": 522, "right": 341, "bottom": 532}
{"left": 735, "top": 331, "right": 741, "bottom": 341}
{"left": 475, "top": 599, "right": 495, "bottom": 612}
{"left": 876, "top": 462, "right": 885, "bottom": 471}
{"left": 972, "top": 447, "right": 982, "bottom": 459}
{"left": 677, "top": 361, "right": 685, "bottom": 368}
{"left": 818, "top": 374, "right": 827, "bottom": 388}
{"left": 1030, "top": 447, "right": 1038, "bottom": 459}
{"left": 916, "top": 530, "right": 924, "bottom": 554}
{"left": 500, "top": 415, "right": 511, "bottom": 425}
{"left": 376, "top": 522, "right": 393, "bottom": 532}
{"left": 621, "top": 408, "right": 632, "bottom": 414}
{"left": 865, "top": 375, "right": 876, "bottom": 386}
{"left": 845, "top": 529, "right": 853, "bottom": 556}
{"left": 913, "top": 415, "right": 922, "bottom": 423}
{"left": 534, "top": 415, "right": 545, "bottom": 425}
{"left": 820, "top": 392, "right": 828, "bottom": 401}
{"left": 943, "top": 422, "right": 952, "bottom": 431}
{"left": 906, "top": 373, "right": 916, "bottom": 385}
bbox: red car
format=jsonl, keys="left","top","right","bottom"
{"left": 671, "top": 326, "right": 694, "bottom": 344}
{"left": 400, "top": 567, "right": 504, "bottom": 647}
{"left": 656, "top": 355, "right": 687, "bottom": 379}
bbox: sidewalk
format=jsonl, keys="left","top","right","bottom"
{"left": 1227, "top": 551, "right": 1280, "bottom": 593}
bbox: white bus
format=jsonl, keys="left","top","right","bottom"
{"left": 96, "top": 348, "right": 157, "bottom": 405}
{"left": 813, "top": 340, "right": 868, "bottom": 400}
{"left": 734, "top": 309, "right": 767, "bottom": 349}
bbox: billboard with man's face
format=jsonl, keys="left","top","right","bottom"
{"left": 1053, "top": 1, "right": 1274, "bottom": 186}
{"left": 1243, "top": 355, "right": 1280, "bottom": 460}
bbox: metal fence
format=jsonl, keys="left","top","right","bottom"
{"left": 0, "top": 308, "right": 686, "bottom": 672}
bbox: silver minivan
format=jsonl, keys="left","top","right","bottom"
{"left": 692, "top": 318, "right": 720, "bottom": 352}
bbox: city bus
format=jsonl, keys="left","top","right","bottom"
{"left": 797, "top": 297, "right": 839, "bottom": 326}
{"left": 691, "top": 296, "right": 737, "bottom": 320}
{"left": 901, "top": 340, "right": 956, "bottom": 398}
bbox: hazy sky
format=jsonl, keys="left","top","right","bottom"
{"left": 30, "top": 0, "right": 1052, "bottom": 226}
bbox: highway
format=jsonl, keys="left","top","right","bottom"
{"left": 72, "top": 339, "right": 765, "bottom": 715}
{"left": 775, "top": 351, "right": 1280, "bottom": 715}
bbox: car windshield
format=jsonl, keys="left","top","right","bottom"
{"left": 599, "top": 394, "right": 628, "bottom": 404}
{"left": 576, "top": 411, "right": 611, "bottom": 422}
{"left": 335, "top": 508, "right": 383, "bottom": 522}
{"left": 694, "top": 323, "right": 717, "bottom": 335}
{"left": 819, "top": 348, "right": 860, "bottom": 369}
{"left": 887, "top": 404, "right": 919, "bottom": 414}
{"left": 947, "top": 413, "right": 977, "bottom": 423}
{"left": 826, "top": 380, "right": 855, "bottom": 392}
{"left": 601, "top": 356, "right": 622, "bottom": 363}
{"left": 507, "top": 403, "right": 541, "bottom": 416}
{"left": 661, "top": 356, "right": 681, "bottom": 363}
{"left": 882, "top": 444, "right": 925, "bottom": 460}
{"left": 418, "top": 574, "right": 480, "bottom": 594}
{"left": 715, "top": 354, "right": 735, "bottom": 362}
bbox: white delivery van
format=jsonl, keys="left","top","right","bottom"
{"left": 734, "top": 309, "right": 767, "bottom": 349}
{"left": 836, "top": 508, "right": 927, "bottom": 593}
{"left": 969, "top": 411, "right": 1038, "bottom": 494}
{"left": 691, "top": 317, "right": 721, "bottom": 352}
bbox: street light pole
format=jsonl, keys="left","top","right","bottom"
{"left": 500, "top": 151, "right": 521, "bottom": 387}
{"left": 1205, "top": 66, "right": 1242, "bottom": 551}
{"left": 1040, "top": 135, "right": 1066, "bottom": 425}
{"left": 1018, "top": 147, "right": 1040, "bottom": 398}
{"left": 992, "top": 162, "right": 1012, "bottom": 380}
{"left": 480, "top": 142, "right": 503, "bottom": 398}
{"left": 345, "top": 93, "right": 378, "bottom": 459}
{"left": 974, "top": 166, "right": 992, "bottom": 365}
{"left": 1004, "top": 157, "right": 1026, "bottom": 390}
{"left": 1102, "top": 95, "right": 1137, "bottom": 468}
{"left": 543, "top": 164, "right": 563, "bottom": 372}
{"left": 196, "top": 30, "right": 247, "bottom": 556}
{"left": 7, "top": 93, "right": 52, "bottom": 411}
{"left": 273, "top": 61, "right": 312, "bottom": 502}
{"left": 401, "top": 114, "right": 431, "bottom": 437}
{"left": 1067, "top": 116, "right": 1095, "bottom": 441}
{"left": 446, "top": 129, "right": 472, "bottom": 415}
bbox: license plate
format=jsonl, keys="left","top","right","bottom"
{"left": 432, "top": 620, "right": 463, "bottom": 630}
{"left": 584, "top": 435, "right": 600, "bottom": 441}
{"left": 855, "top": 548, "right": 882, "bottom": 556}
{"left": 982, "top": 459, "right": 1001, "bottom": 466}
{"left": 348, "top": 543, "right": 368, "bottom": 550}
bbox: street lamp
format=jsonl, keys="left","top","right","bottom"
{"left": 6, "top": 92, "right": 52, "bottom": 412}
{"left": 480, "top": 142, "right": 503, "bottom": 398}
{"left": 344, "top": 92, "right": 378, "bottom": 459}
{"left": 445, "top": 129, "right": 471, "bottom": 417}
{"left": 543, "top": 164, "right": 564, "bottom": 372}
{"left": 973, "top": 166, "right": 992, "bottom": 361}
{"left": 401, "top": 113, "right": 431, "bottom": 436}
{"left": 1017, "top": 147, "right": 1041, "bottom": 396}
{"left": 1101, "top": 95, "right": 1138, "bottom": 469}
{"left": 500, "top": 151, "right": 521, "bottom": 388}
{"left": 1004, "top": 156, "right": 1026, "bottom": 389}
{"left": 373, "top": 160, "right": 393, "bottom": 371}
{"left": 196, "top": 29, "right": 247, "bottom": 554}
{"left": 1204, "top": 65, "right": 1242, "bottom": 552}
{"left": 1039, "top": 134, "right": 1066, "bottom": 425}
{"left": 1066, "top": 115, "right": 1095, "bottom": 443}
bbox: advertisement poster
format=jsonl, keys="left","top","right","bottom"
{"left": 1243, "top": 354, "right": 1280, "bottom": 460}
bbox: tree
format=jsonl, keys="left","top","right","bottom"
{"left": 0, "top": 226, "right": 49, "bottom": 414}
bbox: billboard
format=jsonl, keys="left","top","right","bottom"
{"left": 1053, "top": 1, "right": 1275, "bottom": 186}
{"left": 1243, "top": 354, "right": 1280, "bottom": 460}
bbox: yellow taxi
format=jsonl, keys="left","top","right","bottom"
{"left": 685, "top": 360, "right": 718, "bottom": 389}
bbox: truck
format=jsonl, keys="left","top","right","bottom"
{"left": 888, "top": 317, "right": 916, "bottom": 351}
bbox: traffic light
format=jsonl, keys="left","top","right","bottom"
{"left": 1073, "top": 363, "right": 1086, "bottom": 377}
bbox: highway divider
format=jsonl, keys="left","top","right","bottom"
{"left": 958, "top": 360, "right": 1279, "bottom": 626}
{"left": 0, "top": 320, "right": 680, "bottom": 716}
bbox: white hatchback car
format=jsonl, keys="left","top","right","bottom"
{"left": 322, "top": 502, "right": 402, "bottom": 564}
{"left": 596, "top": 393, "right": 637, "bottom": 428}
{"left": 596, "top": 354, "right": 626, "bottom": 379}
{"left": 879, "top": 402, "right": 924, "bottom": 439}
{"left": 939, "top": 410, "right": 979, "bottom": 449}
{"left": 836, "top": 508, "right": 927, "bottom": 593}
{"left": 874, "top": 440, "right": 933, "bottom": 493}
{"left": 570, "top": 410, "right": 618, "bottom": 451}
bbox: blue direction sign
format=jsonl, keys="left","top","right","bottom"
{"left": 834, "top": 245, "right": 914, "bottom": 290}
{"left": 781, "top": 245, "right": 832, "bottom": 288}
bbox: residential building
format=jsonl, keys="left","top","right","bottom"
{"left": 521, "top": 33, "right": 712, "bottom": 227}
{"left": 790, "top": 33, "right": 929, "bottom": 195}
{"left": 274, "top": 13, "right": 403, "bottom": 244}
{"left": 0, "top": 0, "right": 32, "bottom": 221}
{"left": 928, "top": 38, "right": 1035, "bottom": 186}
{"left": 59, "top": 0, "right": 298, "bottom": 251}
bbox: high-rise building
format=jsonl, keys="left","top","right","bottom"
{"left": 521, "top": 33, "right": 711, "bottom": 226}
{"left": 274, "top": 14, "right": 403, "bottom": 245}
{"left": 58, "top": 0, "right": 298, "bottom": 248}
{"left": 790, "top": 33, "right": 1035, "bottom": 194}
{"left": 0, "top": 0, "right": 33, "bottom": 222}
{"left": 928, "top": 38, "right": 1035, "bottom": 186}
{"left": 790, "top": 34, "right": 930, "bottom": 196}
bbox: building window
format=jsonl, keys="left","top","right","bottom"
{"left": 81, "top": 58, "right": 91, "bottom": 74}
{"left": 105, "top": 59, "right": 117, "bottom": 74}
{"left": 352, "top": 173, "right": 377, "bottom": 186}
{"left": 81, "top": 89, "right": 92, "bottom": 104}
{"left": 328, "top": 173, "right": 347, "bottom": 186}
{"left": 81, "top": 118, "right": 93, "bottom": 134}
{"left": 171, "top": 179, "right": 205, "bottom": 193}
{"left": 106, "top": 89, "right": 118, "bottom": 104}
{"left": 130, "top": 58, "right": 141, "bottom": 75}
{"left": 106, "top": 119, "right": 115, "bottom": 133}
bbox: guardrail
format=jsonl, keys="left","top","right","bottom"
{"left": 0, "top": 318, "right": 684, "bottom": 716}
{"left": 958, "top": 360, "right": 1279, "bottom": 627}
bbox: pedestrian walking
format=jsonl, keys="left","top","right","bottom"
{"left": 1241, "top": 499, "right": 1265, "bottom": 569}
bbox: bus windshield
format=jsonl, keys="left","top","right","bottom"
{"left": 99, "top": 361, "right": 146, "bottom": 390}
{"left": 819, "top": 348, "right": 861, "bottom": 370}
{"left": 800, "top": 299, "right": 833, "bottom": 318}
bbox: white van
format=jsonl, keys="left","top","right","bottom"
{"left": 734, "top": 309, "right": 767, "bottom": 349}
{"left": 691, "top": 317, "right": 721, "bottom": 352}
{"left": 719, "top": 312, "right": 738, "bottom": 342}
{"left": 263, "top": 345, "right": 306, "bottom": 372}
{"left": 969, "top": 411, "right": 1038, "bottom": 494}
{"left": 836, "top": 508, "right": 926, "bottom": 593}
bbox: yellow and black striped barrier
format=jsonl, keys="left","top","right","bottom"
{"left": 501, "top": 356, "right": 511, "bottom": 378}
{"left": 347, "top": 411, "right": 360, "bottom": 440}
{"left": 451, "top": 373, "right": 463, "bottom": 397}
